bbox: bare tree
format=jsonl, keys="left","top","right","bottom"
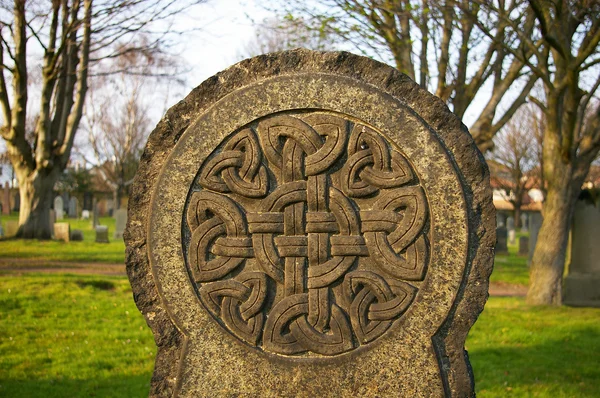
{"left": 491, "top": 107, "right": 539, "bottom": 227}
{"left": 237, "top": 17, "right": 335, "bottom": 59}
{"left": 265, "top": 0, "right": 539, "bottom": 151}
{"left": 0, "top": 0, "right": 206, "bottom": 239}
{"left": 81, "top": 66, "right": 152, "bottom": 210}
{"left": 474, "top": 0, "right": 600, "bottom": 305}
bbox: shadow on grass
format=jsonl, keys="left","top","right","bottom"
{"left": 75, "top": 279, "right": 116, "bottom": 291}
{"left": 471, "top": 326, "right": 600, "bottom": 397}
{"left": 0, "top": 374, "right": 152, "bottom": 398}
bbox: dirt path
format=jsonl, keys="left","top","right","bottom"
{"left": 0, "top": 258, "right": 126, "bottom": 276}
{"left": 0, "top": 258, "right": 528, "bottom": 296}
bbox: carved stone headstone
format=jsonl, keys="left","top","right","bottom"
{"left": 496, "top": 226, "right": 508, "bottom": 254}
{"left": 54, "top": 196, "right": 64, "bottom": 220}
{"left": 83, "top": 192, "right": 93, "bottom": 211}
{"left": 125, "top": 50, "right": 495, "bottom": 397}
{"left": 95, "top": 225, "right": 109, "bottom": 243}
{"left": 68, "top": 197, "right": 78, "bottom": 218}
{"left": 519, "top": 236, "right": 529, "bottom": 256}
{"left": 114, "top": 208, "right": 127, "bottom": 239}
{"left": 2, "top": 182, "right": 10, "bottom": 215}
{"left": 81, "top": 210, "right": 90, "bottom": 220}
{"left": 54, "top": 222, "right": 70, "bottom": 242}
{"left": 5, "top": 220, "right": 18, "bottom": 237}
{"left": 564, "top": 199, "right": 600, "bottom": 307}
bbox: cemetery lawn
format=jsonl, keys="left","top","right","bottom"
{"left": 491, "top": 232, "right": 530, "bottom": 286}
{"left": 1, "top": 274, "right": 599, "bottom": 397}
{"left": 468, "top": 297, "right": 600, "bottom": 397}
{"left": 0, "top": 274, "right": 154, "bottom": 398}
{"left": 0, "top": 214, "right": 124, "bottom": 264}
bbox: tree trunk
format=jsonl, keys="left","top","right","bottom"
{"left": 514, "top": 207, "right": 522, "bottom": 229}
{"left": 15, "top": 170, "right": 59, "bottom": 240}
{"left": 526, "top": 175, "right": 579, "bottom": 305}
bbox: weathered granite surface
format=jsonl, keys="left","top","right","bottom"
{"left": 125, "top": 49, "right": 495, "bottom": 397}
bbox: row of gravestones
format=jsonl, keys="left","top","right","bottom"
{"left": 496, "top": 212, "right": 542, "bottom": 260}
{"left": 53, "top": 196, "right": 80, "bottom": 219}
{"left": 0, "top": 207, "right": 127, "bottom": 241}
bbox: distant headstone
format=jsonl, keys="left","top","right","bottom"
{"left": 95, "top": 225, "right": 109, "bottom": 243}
{"left": 70, "top": 229, "right": 84, "bottom": 241}
{"left": 520, "top": 213, "right": 528, "bottom": 232}
{"left": 54, "top": 222, "right": 70, "bottom": 242}
{"left": 125, "top": 51, "right": 496, "bottom": 396}
{"left": 81, "top": 210, "right": 90, "bottom": 220}
{"left": 49, "top": 209, "right": 56, "bottom": 237}
{"left": 5, "top": 220, "right": 18, "bottom": 237}
{"left": 0, "top": 223, "right": 4, "bottom": 237}
{"left": 496, "top": 226, "right": 509, "bottom": 254}
{"left": 2, "top": 182, "right": 10, "bottom": 215}
{"left": 68, "top": 197, "right": 78, "bottom": 218}
{"left": 528, "top": 212, "right": 543, "bottom": 265}
{"left": 564, "top": 200, "right": 600, "bottom": 307}
{"left": 507, "top": 217, "right": 515, "bottom": 244}
{"left": 496, "top": 212, "right": 505, "bottom": 227}
{"left": 113, "top": 208, "right": 127, "bottom": 239}
{"left": 54, "top": 196, "right": 64, "bottom": 220}
{"left": 519, "top": 236, "right": 529, "bottom": 256}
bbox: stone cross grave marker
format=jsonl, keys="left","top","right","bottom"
{"left": 125, "top": 50, "right": 495, "bottom": 397}
{"left": 68, "top": 197, "right": 78, "bottom": 218}
{"left": 54, "top": 196, "right": 64, "bottom": 220}
{"left": 113, "top": 208, "right": 127, "bottom": 239}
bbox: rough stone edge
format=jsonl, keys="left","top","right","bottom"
{"left": 124, "top": 48, "right": 495, "bottom": 397}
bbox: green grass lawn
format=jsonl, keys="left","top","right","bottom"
{"left": 0, "top": 273, "right": 598, "bottom": 397}
{"left": 468, "top": 297, "right": 600, "bottom": 397}
{"left": 0, "top": 213, "right": 124, "bottom": 263}
{"left": 0, "top": 274, "right": 154, "bottom": 397}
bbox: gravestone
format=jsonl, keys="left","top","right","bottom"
{"left": 95, "top": 225, "right": 109, "bottom": 243}
{"left": 496, "top": 212, "right": 505, "bottom": 227}
{"left": 496, "top": 226, "right": 509, "bottom": 254}
{"left": 54, "top": 222, "right": 70, "bottom": 242}
{"left": 520, "top": 213, "right": 528, "bottom": 232}
{"left": 81, "top": 210, "right": 90, "bottom": 220}
{"left": 49, "top": 209, "right": 56, "bottom": 237}
{"left": 68, "top": 197, "right": 78, "bottom": 218}
{"left": 124, "top": 50, "right": 495, "bottom": 397}
{"left": 113, "top": 208, "right": 127, "bottom": 239}
{"left": 54, "top": 196, "right": 64, "bottom": 220}
{"left": 506, "top": 216, "right": 515, "bottom": 244}
{"left": 528, "top": 212, "right": 543, "bottom": 265}
{"left": 2, "top": 182, "right": 10, "bottom": 215}
{"left": 71, "top": 229, "right": 84, "bottom": 241}
{"left": 5, "top": 220, "right": 18, "bottom": 237}
{"left": 0, "top": 223, "right": 3, "bottom": 237}
{"left": 519, "top": 236, "right": 529, "bottom": 256}
{"left": 564, "top": 199, "right": 600, "bottom": 307}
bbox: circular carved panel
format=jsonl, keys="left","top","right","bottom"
{"left": 182, "top": 110, "right": 430, "bottom": 358}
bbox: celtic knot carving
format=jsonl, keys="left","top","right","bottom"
{"left": 183, "top": 111, "right": 430, "bottom": 358}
